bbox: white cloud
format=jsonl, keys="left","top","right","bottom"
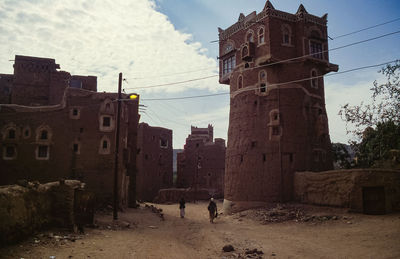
{"left": 0, "top": 0, "right": 218, "bottom": 95}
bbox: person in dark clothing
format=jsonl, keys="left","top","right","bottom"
{"left": 179, "top": 197, "right": 186, "bottom": 218}
{"left": 207, "top": 198, "right": 217, "bottom": 223}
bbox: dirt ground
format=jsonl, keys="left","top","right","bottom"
{"left": 2, "top": 201, "right": 400, "bottom": 259}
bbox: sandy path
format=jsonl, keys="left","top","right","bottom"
{"left": 2, "top": 201, "right": 400, "bottom": 258}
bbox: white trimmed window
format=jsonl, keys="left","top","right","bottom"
{"left": 259, "top": 70, "right": 267, "bottom": 93}
{"left": 99, "top": 115, "right": 114, "bottom": 132}
{"left": 246, "top": 30, "right": 254, "bottom": 43}
{"left": 282, "top": 25, "right": 292, "bottom": 45}
{"left": 99, "top": 136, "right": 111, "bottom": 155}
{"left": 70, "top": 107, "right": 81, "bottom": 120}
{"left": 258, "top": 27, "right": 265, "bottom": 44}
{"left": 3, "top": 145, "right": 17, "bottom": 160}
{"left": 36, "top": 145, "right": 49, "bottom": 160}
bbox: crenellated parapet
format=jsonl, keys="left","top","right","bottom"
{"left": 219, "top": 3, "right": 327, "bottom": 41}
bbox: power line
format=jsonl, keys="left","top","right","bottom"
{"left": 141, "top": 59, "right": 398, "bottom": 101}
{"left": 331, "top": 17, "right": 400, "bottom": 40}
{"left": 142, "top": 92, "right": 229, "bottom": 101}
{"left": 126, "top": 75, "right": 218, "bottom": 90}
{"left": 126, "top": 30, "right": 400, "bottom": 91}
{"left": 125, "top": 17, "right": 400, "bottom": 82}
{"left": 131, "top": 67, "right": 217, "bottom": 80}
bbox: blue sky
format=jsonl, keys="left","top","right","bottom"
{"left": 1, "top": 0, "right": 399, "bottom": 148}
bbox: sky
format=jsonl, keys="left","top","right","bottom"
{"left": 0, "top": 0, "right": 399, "bottom": 148}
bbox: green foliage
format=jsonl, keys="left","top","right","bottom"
{"left": 339, "top": 60, "right": 400, "bottom": 169}
{"left": 331, "top": 143, "right": 353, "bottom": 169}
{"left": 356, "top": 121, "right": 400, "bottom": 168}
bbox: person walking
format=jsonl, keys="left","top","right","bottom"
{"left": 207, "top": 198, "right": 217, "bottom": 223}
{"left": 179, "top": 197, "right": 186, "bottom": 218}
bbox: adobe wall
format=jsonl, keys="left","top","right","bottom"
{"left": 0, "top": 88, "right": 139, "bottom": 207}
{"left": 136, "top": 123, "right": 173, "bottom": 202}
{"left": 176, "top": 132, "right": 225, "bottom": 198}
{"left": 0, "top": 180, "right": 87, "bottom": 245}
{"left": 294, "top": 169, "right": 400, "bottom": 213}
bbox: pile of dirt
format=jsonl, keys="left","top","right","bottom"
{"left": 238, "top": 203, "right": 344, "bottom": 224}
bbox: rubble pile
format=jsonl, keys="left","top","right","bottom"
{"left": 247, "top": 204, "right": 342, "bottom": 224}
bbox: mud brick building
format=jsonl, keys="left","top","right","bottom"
{"left": 177, "top": 125, "right": 225, "bottom": 198}
{"left": 0, "top": 55, "right": 139, "bottom": 206}
{"left": 219, "top": 1, "right": 338, "bottom": 211}
{"left": 136, "top": 122, "right": 173, "bottom": 201}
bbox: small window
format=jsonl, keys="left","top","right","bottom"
{"left": 240, "top": 155, "right": 244, "bottom": 163}
{"left": 4, "top": 146, "right": 16, "bottom": 159}
{"left": 99, "top": 136, "right": 111, "bottom": 154}
{"left": 274, "top": 114, "right": 279, "bottom": 121}
{"left": 40, "top": 130, "right": 48, "bottom": 140}
{"left": 73, "top": 143, "right": 80, "bottom": 154}
{"left": 24, "top": 129, "right": 30, "bottom": 137}
{"left": 263, "top": 153, "right": 266, "bottom": 162}
{"left": 258, "top": 27, "right": 265, "bottom": 44}
{"left": 246, "top": 32, "right": 254, "bottom": 43}
{"left": 237, "top": 75, "right": 243, "bottom": 89}
{"left": 8, "top": 129, "right": 15, "bottom": 139}
{"left": 283, "top": 28, "right": 290, "bottom": 44}
{"left": 311, "top": 69, "right": 318, "bottom": 89}
{"left": 80, "top": 128, "right": 84, "bottom": 133}
{"left": 251, "top": 141, "right": 257, "bottom": 148}
{"left": 160, "top": 138, "right": 168, "bottom": 148}
{"left": 260, "top": 83, "right": 266, "bottom": 93}
{"left": 103, "top": 117, "right": 111, "bottom": 127}
{"left": 37, "top": 145, "right": 49, "bottom": 159}
{"left": 72, "top": 109, "right": 78, "bottom": 116}
{"left": 102, "top": 140, "right": 108, "bottom": 149}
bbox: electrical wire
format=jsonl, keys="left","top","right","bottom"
{"left": 125, "top": 30, "right": 400, "bottom": 91}
{"left": 141, "top": 59, "right": 398, "bottom": 101}
{"left": 331, "top": 17, "right": 400, "bottom": 40}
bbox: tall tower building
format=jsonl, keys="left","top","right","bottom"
{"left": 219, "top": 1, "right": 338, "bottom": 212}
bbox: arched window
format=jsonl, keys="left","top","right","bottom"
{"left": 259, "top": 70, "right": 267, "bottom": 93}
{"left": 237, "top": 75, "right": 243, "bottom": 89}
{"left": 40, "top": 130, "right": 48, "bottom": 140}
{"left": 246, "top": 30, "right": 254, "bottom": 43}
{"left": 282, "top": 25, "right": 292, "bottom": 45}
{"left": 309, "top": 29, "right": 323, "bottom": 59}
{"left": 258, "top": 27, "right": 265, "bottom": 44}
{"left": 8, "top": 129, "right": 15, "bottom": 139}
{"left": 99, "top": 136, "right": 111, "bottom": 155}
{"left": 310, "top": 69, "right": 318, "bottom": 89}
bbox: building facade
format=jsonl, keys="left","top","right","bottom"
{"left": 0, "top": 55, "right": 139, "bottom": 207}
{"left": 136, "top": 122, "right": 173, "bottom": 201}
{"left": 218, "top": 1, "right": 338, "bottom": 211}
{"left": 177, "top": 125, "right": 225, "bottom": 198}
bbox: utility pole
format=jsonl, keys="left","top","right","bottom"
{"left": 113, "top": 73, "right": 122, "bottom": 220}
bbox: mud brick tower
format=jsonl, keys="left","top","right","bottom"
{"left": 219, "top": 1, "right": 338, "bottom": 212}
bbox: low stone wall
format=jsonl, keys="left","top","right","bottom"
{"left": 294, "top": 169, "right": 400, "bottom": 213}
{"left": 0, "top": 180, "right": 92, "bottom": 245}
{"left": 154, "top": 188, "right": 211, "bottom": 203}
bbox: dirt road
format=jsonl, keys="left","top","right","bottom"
{"left": 2, "top": 201, "right": 400, "bottom": 258}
